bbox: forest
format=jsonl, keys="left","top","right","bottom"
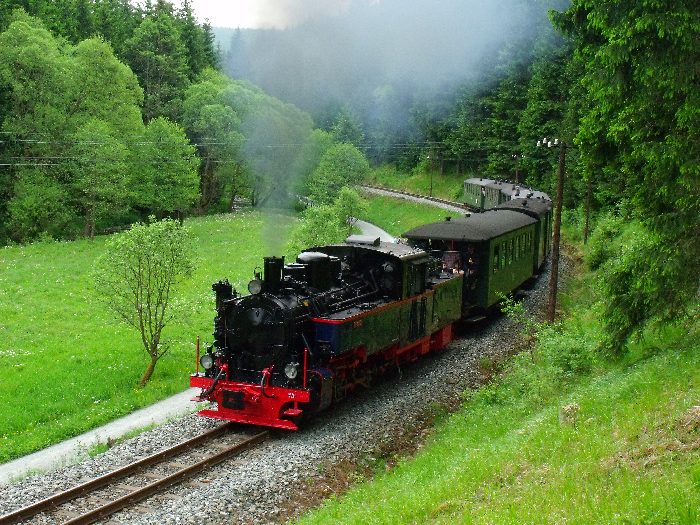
{"left": 0, "top": 0, "right": 698, "bottom": 354}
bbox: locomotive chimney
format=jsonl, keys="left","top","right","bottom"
{"left": 212, "top": 280, "right": 234, "bottom": 309}
{"left": 264, "top": 256, "right": 285, "bottom": 293}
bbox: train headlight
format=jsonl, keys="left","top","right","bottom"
{"left": 284, "top": 362, "right": 299, "bottom": 380}
{"left": 248, "top": 279, "right": 263, "bottom": 295}
{"left": 200, "top": 353, "right": 215, "bottom": 370}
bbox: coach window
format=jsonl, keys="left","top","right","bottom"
{"left": 509, "top": 239, "right": 514, "bottom": 265}
{"left": 493, "top": 245, "right": 500, "bottom": 273}
{"left": 520, "top": 235, "right": 524, "bottom": 258}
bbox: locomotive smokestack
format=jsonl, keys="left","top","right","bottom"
{"left": 264, "top": 256, "right": 285, "bottom": 292}
{"left": 212, "top": 280, "right": 234, "bottom": 309}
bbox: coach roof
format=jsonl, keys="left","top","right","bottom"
{"left": 403, "top": 210, "right": 536, "bottom": 242}
{"left": 494, "top": 197, "right": 552, "bottom": 219}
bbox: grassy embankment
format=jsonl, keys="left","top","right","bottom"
{"left": 365, "top": 165, "right": 468, "bottom": 202}
{"left": 360, "top": 194, "right": 452, "bottom": 237}
{"left": 0, "top": 211, "right": 295, "bottom": 463}
{"left": 296, "top": 230, "right": 700, "bottom": 523}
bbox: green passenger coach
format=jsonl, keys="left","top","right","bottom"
{"left": 403, "top": 210, "right": 540, "bottom": 317}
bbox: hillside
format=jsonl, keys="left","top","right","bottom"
{"left": 296, "top": 244, "right": 700, "bottom": 524}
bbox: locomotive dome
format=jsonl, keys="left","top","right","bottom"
{"left": 403, "top": 210, "right": 536, "bottom": 242}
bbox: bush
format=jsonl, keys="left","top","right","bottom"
{"left": 7, "top": 169, "right": 77, "bottom": 242}
{"left": 308, "top": 143, "right": 370, "bottom": 204}
{"left": 584, "top": 211, "right": 624, "bottom": 270}
{"left": 537, "top": 321, "right": 599, "bottom": 376}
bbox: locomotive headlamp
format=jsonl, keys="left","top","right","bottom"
{"left": 200, "top": 353, "right": 215, "bottom": 370}
{"left": 284, "top": 362, "right": 299, "bottom": 380}
{"left": 248, "top": 279, "right": 263, "bottom": 295}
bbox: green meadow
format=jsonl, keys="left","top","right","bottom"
{"left": 0, "top": 211, "right": 295, "bottom": 462}
{"left": 365, "top": 165, "right": 467, "bottom": 202}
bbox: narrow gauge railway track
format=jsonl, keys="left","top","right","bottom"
{"left": 0, "top": 426, "right": 268, "bottom": 525}
{"left": 358, "top": 184, "right": 470, "bottom": 212}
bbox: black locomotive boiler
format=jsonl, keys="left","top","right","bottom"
{"left": 191, "top": 236, "right": 463, "bottom": 429}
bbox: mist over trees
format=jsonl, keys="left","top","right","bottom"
{"left": 225, "top": 0, "right": 697, "bottom": 350}
{"left": 222, "top": 0, "right": 568, "bottom": 167}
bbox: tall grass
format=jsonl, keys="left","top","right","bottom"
{"left": 0, "top": 211, "right": 294, "bottom": 462}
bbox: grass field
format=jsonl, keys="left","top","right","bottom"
{"left": 0, "top": 211, "right": 295, "bottom": 462}
{"left": 360, "top": 194, "right": 455, "bottom": 237}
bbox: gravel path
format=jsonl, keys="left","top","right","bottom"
{"left": 0, "top": 256, "right": 566, "bottom": 525}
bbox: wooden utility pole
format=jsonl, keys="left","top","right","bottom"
{"left": 583, "top": 175, "right": 592, "bottom": 244}
{"left": 547, "top": 142, "right": 566, "bottom": 322}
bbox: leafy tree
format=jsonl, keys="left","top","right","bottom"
{"left": 132, "top": 117, "right": 200, "bottom": 219}
{"left": 331, "top": 107, "right": 365, "bottom": 147}
{"left": 93, "top": 217, "right": 194, "bottom": 386}
{"left": 0, "top": 10, "right": 72, "bottom": 139}
{"left": 308, "top": 143, "right": 370, "bottom": 204}
{"left": 69, "top": 36, "right": 144, "bottom": 136}
{"left": 68, "top": 119, "right": 129, "bottom": 237}
{"left": 285, "top": 204, "right": 345, "bottom": 257}
{"left": 334, "top": 186, "right": 368, "bottom": 236}
{"left": 7, "top": 169, "right": 75, "bottom": 241}
{"left": 124, "top": 13, "right": 189, "bottom": 121}
{"left": 182, "top": 70, "right": 245, "bottom": 211}
{"left": 293, "top": 128, "right": 334, "bottom": 194}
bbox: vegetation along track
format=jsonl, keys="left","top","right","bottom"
{"left": 358, "top": 184, "right": 469, "bottom": 213}
{"left": 0, "top": 426, "right": 268, "bottom": 525}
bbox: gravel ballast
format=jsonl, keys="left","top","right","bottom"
{"left": 0, "top": 255, "right": 568, "bottom": 525}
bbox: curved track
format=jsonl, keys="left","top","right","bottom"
{"left": 0, "top": 426, "right": 268, "bottom": 525}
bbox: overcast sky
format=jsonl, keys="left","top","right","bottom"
{"left": 177, "top": 0, "right": 366, "bottom": 28}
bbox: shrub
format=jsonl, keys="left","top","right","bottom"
{"left": 584, "top": 211, "right": 624, "bottom": 270}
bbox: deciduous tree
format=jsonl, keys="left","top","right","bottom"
{"left": 93, "top": 218, "right": 194, "bottom": 386}
{"left": 308, "top": 143, "right": 370, "bottom": 204}
{"left": 132, "top": 117, "right": 200, "bottom": 219}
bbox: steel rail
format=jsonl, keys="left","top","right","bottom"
{"left": 0, "top": 423, "right": 238, "bottom": 525}
{"left": 62, "top": 430, "right": 269, "bottom": 525}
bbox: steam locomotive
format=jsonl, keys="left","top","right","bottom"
{"left": 190, "top": 189, "right": 552, "bottom": 430}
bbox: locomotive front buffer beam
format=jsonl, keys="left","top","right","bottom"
{"left": 190, "top": 374, "right": 311, "bottom": 430}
